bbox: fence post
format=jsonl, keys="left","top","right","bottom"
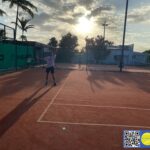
{"left": 15, "top": 41, "right": 18, "bottom": 71}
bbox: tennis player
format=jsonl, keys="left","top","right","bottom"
{"left": 44, "top": 51, "right": 56, "bottom": 86}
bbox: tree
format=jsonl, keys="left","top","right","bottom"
{"left": 0, "top": 9, "right": 6, "bottom": 16}
{"left": 12, "top": 17, "right": 34, "bottom": 41}
{"left": 143, "top": 50, "right": 150, "bottom": 54}
{"left": 20, "top": 35, "right": 27, "bottom": 41}
{"left": 2, "top": 0, "right": 37, "bottom": 40}
{"left": 143, "top": 50, "right": 150, "bottom": 63}
{"left": 48, "top": 37, "right": 58, "bottom": 48}
{"left": 48, "top": 37, "right": 58, "bottom": 54}
{"left": 85, "top": 35, "right": 113, "bottom": 64}
{"left": 57, "top": 33, "right": 78, "bottom": 62}
{"left": 105, "top": 40, "right": 114, "bottom": 47}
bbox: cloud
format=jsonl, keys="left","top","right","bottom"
{"left": 128, "top": 5, "right": 150, "bottom": 24}
{"left": 77, "top": 0, "right": 95, "bottom": 9}
{"left": 63, "top": 2, "right": 76, "bottom": 12}
{"left": 72, "top": 12, "right": 84, "bottom": 18}
{"left": 88, "top": 5, "right": 113, "bottom": 17}
{"left": 40, "top": 24, "right": 56, "bottom": 31}
{"left": 100, "top": 0, "right": 126, "bottom": 10}
{"left": 39, "top": 0, "right": 63, "bottom": 9}
{"left": 57, "top": 16, "right": 77, "bottom": 25}
{"left": 31, "top": 13, "right": 50, "bottom": 26}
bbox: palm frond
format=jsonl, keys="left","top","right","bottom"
{"left": 1, "top": 0, "right": 9, "bottom": 2}
{"left": 17, "top": 17, "right": 34, "bottom": 33}
{"left": 20, "top": 5, "right": 34, "bottom": 18}
{"left": 26, "top": 25, "right": 34, "bottom": 28}
{"left": 11, "top": 21, "right": 22, "bottom": 30}
{"left": 25, "top": 25, "right": 34, "bottom": 31}
{"left": 3, "top": 0, "right": 37, "bottom": 16}
{"left": 9, "top": 1, "right": 14, "bottom": 8}
{"left": 21, "top": 0, "right": 37, "bottom": 12}
{"left": 0, "top": 9, "right": 6, "bottom": 16}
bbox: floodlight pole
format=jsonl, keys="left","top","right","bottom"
{"left": 102, "top": 22, "right": 108, "bottom": 40}
{"left": 86, "top": 43, "right": 88, "bottom": 71}
{"left": 120, "top": 0, "right": 129, "bottom": 72}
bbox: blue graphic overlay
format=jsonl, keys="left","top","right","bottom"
{"left": 140, "top": 130, "right": 150, "bottom": 148}
{"left": 123, "top": 130, "right": 150, "bottom": 148}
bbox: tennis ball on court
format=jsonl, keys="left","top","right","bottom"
{"left": 62, "top": 127, "right": 66, "bottom": 130}
{"left": 141, "top": 133, "right": 150, "bottom": 146}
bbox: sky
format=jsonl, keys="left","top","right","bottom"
{"left": 0, "top": 0, "right": 150, "bottom": 52}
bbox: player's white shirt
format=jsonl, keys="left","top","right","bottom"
{"left": 44, "top": 54, "right": 56, "bottom": 68}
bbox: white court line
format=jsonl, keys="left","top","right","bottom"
{"left": 52, "top": 103, "right": 150, "bottom": 111}
{"left": 38, "top": 120, "right": 150, "bottom": 129}
{"left": 37, "top": 77, "right": 69, "bottom": 122}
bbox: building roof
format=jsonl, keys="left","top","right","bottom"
{"left": 0, "top": 40, "right": 47, "bottom": 47}
{"left": 108, "top": 44, "right": 134, "bottom": 51}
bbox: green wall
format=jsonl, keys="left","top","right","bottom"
{"left": 0, "top": 42, "right": 34, "bottom": 71}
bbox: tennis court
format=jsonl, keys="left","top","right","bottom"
{"left": 0, "top": 65, "right": 150, "bottom": 150}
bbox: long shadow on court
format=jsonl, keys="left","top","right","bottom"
{"left": 87, "top": 70, "right": 150, "bottom": 93}
{"left": 0, "top": 68, "right": 70, "bottom": 99}
{"left": 87, "top": 70, "right": 124, "bottom": 92}
{"left": 86, "top": 70, "right": 103, "bottom": 92}
{"left": 0, "top": 86, "right": 52, "bottom": 137}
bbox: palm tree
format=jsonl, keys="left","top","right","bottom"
{"left": 13, "top": 17, "right": 34, "bottom": 41}
{"left": 0, "top": 9, "right": 6, "bottom": 16}
{"left": 2, "top": 0, "right": 37, "bottom": 40}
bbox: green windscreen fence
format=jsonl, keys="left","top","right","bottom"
{"left": 0, "top": 42, "right": 34, "bottom": 72}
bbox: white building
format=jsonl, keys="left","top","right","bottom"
{"left": 72, "top": 44, "right": 149, "bottom": 66}
{"left": 132, "top": 52, "right": 149, "bottom": 66}
{"left": 103, "top": 44, "right": 134, "bottom": 65}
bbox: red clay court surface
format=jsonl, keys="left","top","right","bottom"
{"left": 0, "top": 65, "right": 150, "bottom": 150}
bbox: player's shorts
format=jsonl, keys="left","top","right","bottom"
{"left": 46, "top": 66, "right": 55, "bottom": 74}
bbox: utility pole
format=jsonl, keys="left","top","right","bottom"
{"left": 85, "top": 37, "right": 88, "bottom": 71}
{"left": 120, "top": 0, "right": 129, "bottom": 72}
{"left": 86, "top": 42, "right": 88, "bottom": 71}
{"left": 102, "top": 21, "right": 108, "bottom": 40}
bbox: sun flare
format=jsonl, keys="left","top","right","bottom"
{"left": 76, "top": 16, "right": 93, "bottom": 34}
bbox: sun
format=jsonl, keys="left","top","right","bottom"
{"left": 76, "top": 16, "right": 93, "bottom": 34}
